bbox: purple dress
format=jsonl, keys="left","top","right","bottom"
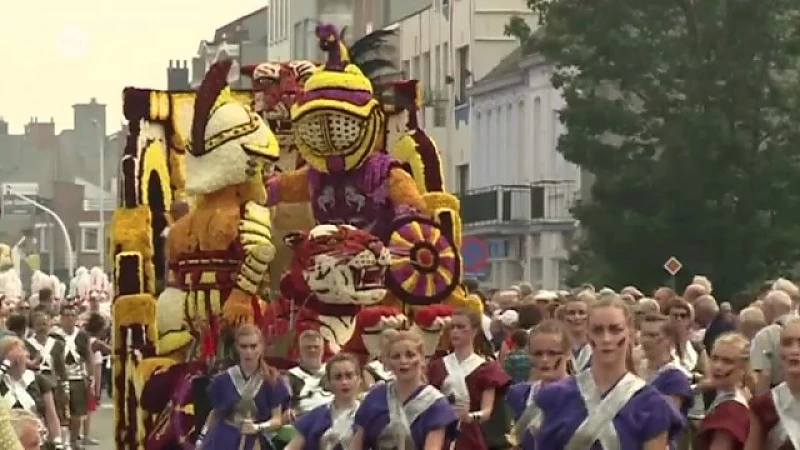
{"left": 507, "top": 381, "right": 543, "bottom": 450}
{"left": 294, "top": 401, "right": 359, "bottom": 450}
{"left": 353, "top": 382, "right": 459, "bottom": 449}
{"left": 647, "top": 365, "right": 693, "bottom": 416}
{"left": 534, "top": 372, "right": 683, "bottom": 450}
{"left": 202, "top": 366, "right": 291, "bottom": 450}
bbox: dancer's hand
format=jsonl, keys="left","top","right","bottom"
{"left": 240, "top": 419, "right": 258, "bottom": 435}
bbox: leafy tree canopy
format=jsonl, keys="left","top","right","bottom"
{"left": 508, "top": 0, "right": 800, "bottom": 297}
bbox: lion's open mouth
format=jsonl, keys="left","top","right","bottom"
{"left": 352, "top": 266, "right": 386, "bottom": 290}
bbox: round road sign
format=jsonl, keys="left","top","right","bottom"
{"left": 461, "top": 236, "right": 489, "bottom": 273}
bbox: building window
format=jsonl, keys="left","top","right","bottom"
{"left": 412, "top": 56, "right": 420, "bottom": 80}
{"left": 434, "top": 45, "right": 441, "bottom": 93}
{"left": 443, "top": 42, "right": 450, "bottom": 82}
{"left": 294, "top": 21, "right": 304, "bottom": 58}
{"left": 80, "top": 223, "right": 101, "bottom": 254}
{"left": 457, "top": 45, "right": 470, "bottom": 103}
{"left": 35, "top": 223, "right": 50, "bottom": 253}
{"left": 402, "top": 60, "right": 410, "bottom": 78}
{"left": 422, "top": 51, "right": 431, "bottom": 88}
{"left": 456, "top": 163, "right": 469, "bottom": 195}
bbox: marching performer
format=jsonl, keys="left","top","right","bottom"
{"left": 745, "top": 316, "right": 800, "bottom": 450}
{"left": 58, "top": 304, "right": 94, "bottom": 449}
{"left": 428, "top": 309, "right": 510, "bottom": 450}
{"left": 26, "top": 309, "right": 69, "bottom": 428}
{"left": 198, "top": 324, "right": 289, "bottom": 449}
{"left": 507, "top": 320, "right": 570, "bottom": 450}
{"left": 564, "top": 294, "right": 592, "bottom": 373}
{"left": 637, "top": 313, "right": 693, "bottom": 450}
{"left": 285, "top": 330, "right": 333, "bottom": 420}
{"left": 351, "top": 330, "right": 458, "bottom": 449}
{"left": 696, "top": 332, "right": 752, "bottom": 450}
{"left": 0, "top": 336, "right": 64, "bottom": 448}
{"left": 534, "top": 294, "right": 683, "bottom": 450}
{"left": 286, "top": 353, "right": 362, "bottom": 450}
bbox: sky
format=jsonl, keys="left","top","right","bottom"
{"left": 0, "top": 0, "right": 268, "bottom": 134}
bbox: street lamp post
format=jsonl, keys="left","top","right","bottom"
{"left": 4, "top": 188, "right": 74, "bottom": 276}
{"left": 92, "top": 120, "right": 105, "bottom": 270}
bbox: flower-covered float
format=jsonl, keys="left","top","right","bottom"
{"left": 112, "top": 58, "right": 280, "bottom": 449}
{"left": 265, "top": 24, "right": 465, "bottom": 309}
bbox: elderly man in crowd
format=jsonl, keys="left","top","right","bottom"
{"left": 738, "top": 306, "right": 766, "bottom": 340}
{"left": 750, "top": 289, "right": 796, "bottom": 394}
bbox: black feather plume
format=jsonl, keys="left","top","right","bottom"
{"left": 348, "top": 28, "right": 398, "bottom": 83}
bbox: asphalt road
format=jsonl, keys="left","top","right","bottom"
{"left": 83, "top": 398, "right": 114, "bottom": 449}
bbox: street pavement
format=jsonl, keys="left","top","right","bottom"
{"left": 84, "top": 398, "right": 114, "bottom": 448}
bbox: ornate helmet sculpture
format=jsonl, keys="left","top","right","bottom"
{"left": 291, "top": 25, "right": 385, "bottom": 175}
{"left": 186, "top": 59, "right": 280, "bottom": 197}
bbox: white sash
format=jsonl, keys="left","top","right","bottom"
{"left": 288, "top": 365, "right": 333, "bottom": 414}
{"left": 27, "top": 337, "right": 55, "bottom": 371}
{"left": 767, "top": 383, "right": 800, "bottom": 450}
{"left": 319, "top": 401, "right": 359, "bottom": 450}
{"left": 378, "top": 383, "right": 443, "bottom": 450}
{"left": 367, "top": 360, "right": 395, "bottom": 383}
{"left": 3, "top": 370, "right": 37, "bottom": 411}
{"left": 63, "top": 330, "right": 84, "bottom": 379}
{"left": 514, "top": 381, "right": 543, "bottom": 444}
{"left": 707, "top": 389, "right": 748, "bottom": 413}
{"left": 572, "top": 344, "right": 592, "bottom": 372}
{"left": 227, "top": 366, "right": 264, "bottom": 423}
{"left": 441, "top": 352, "right": 484, "bottom": 405}
{"left": 565, "top": 370, "right": 646, "bottom": 450}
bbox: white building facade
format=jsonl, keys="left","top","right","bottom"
{"left": 465, "top": 52, "right": 581, "bottom": 289}
{"left": 390, "top": 0, "right": 535, "bottom": 192}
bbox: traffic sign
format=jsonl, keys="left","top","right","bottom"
{"left": 461, "top": 236, "right": 489, "bottom": 273}
{"left": 1, "top": 183, "right": 39, "bottom": 217}
{"left": 663, "top": 257, "right": 682, "bottom": 276}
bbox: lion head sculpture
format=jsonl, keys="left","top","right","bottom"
{"left": 284, "top": 223, "right": 390, "bottom": 306}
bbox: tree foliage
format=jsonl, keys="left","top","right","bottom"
{"left": 512, "top": 0, "right": 800, "bottom": 296}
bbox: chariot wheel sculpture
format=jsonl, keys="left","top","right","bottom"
{"left": 385, "top": 216, "right": 461, "bottom": 305}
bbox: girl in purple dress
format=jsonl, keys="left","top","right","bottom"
{"left": 197, "top": 324, "right": 290, "bottom": 450}
{"left": 637, "top": 314, "right": 694, "bottom": 414}
{"left": 637, "top": 314, "right": 693, "bottom": 450}
{"left": 534, "top": 294, "right": 683, "bottom": 450}
{"left": 286, "top": 352, "right": 362, "bottom": 450}
{"left": 564, "top": 294, "right": 593, "bottom": 373}
{"left": 350, "top": 330, "right": 459, "bottom": 450}
{"left": 507, "top": 320, "right": 570, "bottom": 450}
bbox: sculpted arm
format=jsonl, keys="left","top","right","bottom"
{"left": 266, "top": 167, "right": 311, "bottom": 206}
{"left": 387, "top": 168, "right": 427, "bottom": 214}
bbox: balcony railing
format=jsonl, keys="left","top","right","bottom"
{"left": 82, "top": 198, "right": 116, "bottom": 211}
{"left": 459, "top": 182, "right": 578, "bottom": 227}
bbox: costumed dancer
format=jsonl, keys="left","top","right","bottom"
{"left": 285, "top": 330, "right": 333, "bottom": 420}
{"left": 351, "top": 330, "right": 459, "bottom": 449}
{"left": 533, "top": 294, "right": 683, "bottom": 450}
{"left": 564, "top": 294, "right": 592, "bottom": 373}
{"left": 427, "top": 309, "right": 511, "bottom": 450}
{"left": 26, "top": 309, "right": 70, "bottom": 443}
{"left": 637, "top": 313, "right": 693, "bottom": 449}
{"left": 342, "top": 306, "right": 408, "bottom": 387}
{"left": 696, "top": 332, "right": 752, "bottom": 450}
{"left": 196, "top": 324, "right": 289, "bottom": 450}
{"left": 286, "top": 353, "right": 362, "bottom": 450}
{"left": 506, "top": 320, "right": 570, "bottom": 450}
{"left": 745, "top": 316, "right": 800, "bottom": 450}
{"left": 58, "top": 304, "right": 93, "bottom": 449}
{"left": 0, "top": 336, "right": 64, "bottom": 448}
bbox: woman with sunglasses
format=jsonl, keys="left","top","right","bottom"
{"left": 506, "top": 320, "right": 570, "bottom": 450}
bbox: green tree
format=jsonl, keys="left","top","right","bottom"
{"left": 509, "top": 0, "right": 800, "bottom": 296}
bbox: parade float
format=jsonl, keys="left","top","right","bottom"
{"left": 111, "top": 23, "right": 477, "bottom": 450}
